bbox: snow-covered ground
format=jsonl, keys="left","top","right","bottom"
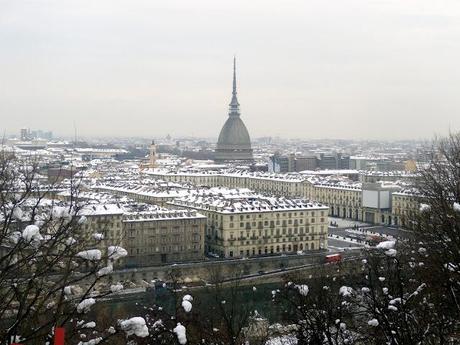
{"left": 328, "top": 217, "right": 370, "bottom": 228}
{"left": 266, "top": 335, "right": 297, "bottom": 345}
{"left": 345, "top": 228, "right": 394, "bottom": 239}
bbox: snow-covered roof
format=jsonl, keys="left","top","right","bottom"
{"left": 145, "top": 168, "right": 308, "bottom": 183}
{"left": 170, "top": 190, "right": 327, "bottom": 214}
{"left": 392, "top": 188, "right": 423, "bottom": 197}
{"left": 79, "top": 204, "right": 125, "bottom": 216}
{"left": 360, "top": 170, "right": 418, "bottom": 177}
{"left": 299, "top": 169, "right": 359, "bottom": 175}
{"left": 74, "top": 148, "right": 128, "bottom": 154}
{"left": 94, "top": 182, "right": 191, "bottom": 199}
{"left": 123, "top": 209, "right": 206, "bottom": 222}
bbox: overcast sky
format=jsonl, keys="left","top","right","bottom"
{"left": 1, "top": 0, "right": 460, "bottom": 140}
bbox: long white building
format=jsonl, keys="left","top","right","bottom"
{"left": 168, "top": 188, "right": 329, "bottom": 258}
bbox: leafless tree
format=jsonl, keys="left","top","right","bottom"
{"left": 194, "top": 265, "right": 257, "bottom": 345}
{"left": 275, "top": 236, "right": 459, "bottom": 344}
{"left": 415, "top": 132, "right": 460, "bottom": 321}
{"left": 354, "top": 246, "right": 455, "bottom": 345}
{"left": 0, "top": 152, "right": 128, "bottom": 344}
{"left": 274, "top": 265, "right": 360, "bottom": 345}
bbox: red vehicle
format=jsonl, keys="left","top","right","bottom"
{"left": 325, "top": 253, "right": 342, "bottom": 264}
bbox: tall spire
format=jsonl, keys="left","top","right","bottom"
{"left": 232, "top": 56, "right": 237, "bottom": 97}
{"left": 229, "top": 56, "right": 240, "bottom": 116}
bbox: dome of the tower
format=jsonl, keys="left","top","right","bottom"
{"left": 216, "top": 116, "right": 251, "bottom": 150}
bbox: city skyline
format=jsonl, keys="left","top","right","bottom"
{"left": 1, "top": 0, "right": 460, "bottom": 140}
{"left": 1, "top": 2, "right": 460, "bottom": 344}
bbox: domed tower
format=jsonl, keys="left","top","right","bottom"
{"left": 214, "top": 58, "right": 253, "bottom": 162}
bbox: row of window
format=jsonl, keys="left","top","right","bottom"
{"left": 206, "top": 210, "right": 326, "bottom": 221}
{"left": 228, "top": 211, "right": 325, "bottom": 221}
{"left": 83, "top": 222, "right": 121, "bottom": 230}
{"left": 128, "top": 226, "right": 201, "bottom": 235}
{"left": 128, "top": 233, "right": 201, "bottom": 241}
{"left": 131, "top": 244, "right": 202, "bottom": 254}
{"left": 228, "top": 242, "right": 318, "bottom": 257}
{"left": 228, "top": 226, "right": 325, "bottom": 239}
{"left": 234, "top": 235, "right": 320, "bottom": 245}
{"left": 126, "top": 222, "right": 201, "bottom": 230}
{"left": 228, "top": 217, "right": 325, "bottom": 228}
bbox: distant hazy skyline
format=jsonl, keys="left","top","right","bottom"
{"left": 1, "top": 0, "right": 460, "bottom": 140}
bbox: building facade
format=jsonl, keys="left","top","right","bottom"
{"left": 122, "top": 210, "right": 206, "bottom": 267}
{"left": 268, "top": 154, "right": 318, "bottom": 173}
{"left": 79, "top": 204, "right": 206, "bottom": 267}
{"left": 169, "top": 192, "right": 329, "bottom": 258}
{"left": 146, "top": 169, "right": 421, "bottom": 227}
{"left": 391, "top": 190, "right": 423, "bottom": 228}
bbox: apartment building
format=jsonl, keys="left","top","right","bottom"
{"left": 79, "top": 203, "right": 206, "bottom": 267}
{"left": 169, "top": 190, "right": 329, "bottom": 258}
{"left": 122, "top": 209, "right": 206, "bottom": 267}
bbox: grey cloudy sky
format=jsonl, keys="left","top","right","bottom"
{"left": 1, "top": 0, "right": 460, "bottom": 140}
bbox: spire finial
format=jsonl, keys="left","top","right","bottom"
{"left": 233, "top": 55, "right": 237, "bottom": 96}
{"left": 229, "top": 56, "right": 240, "bottom": 116}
